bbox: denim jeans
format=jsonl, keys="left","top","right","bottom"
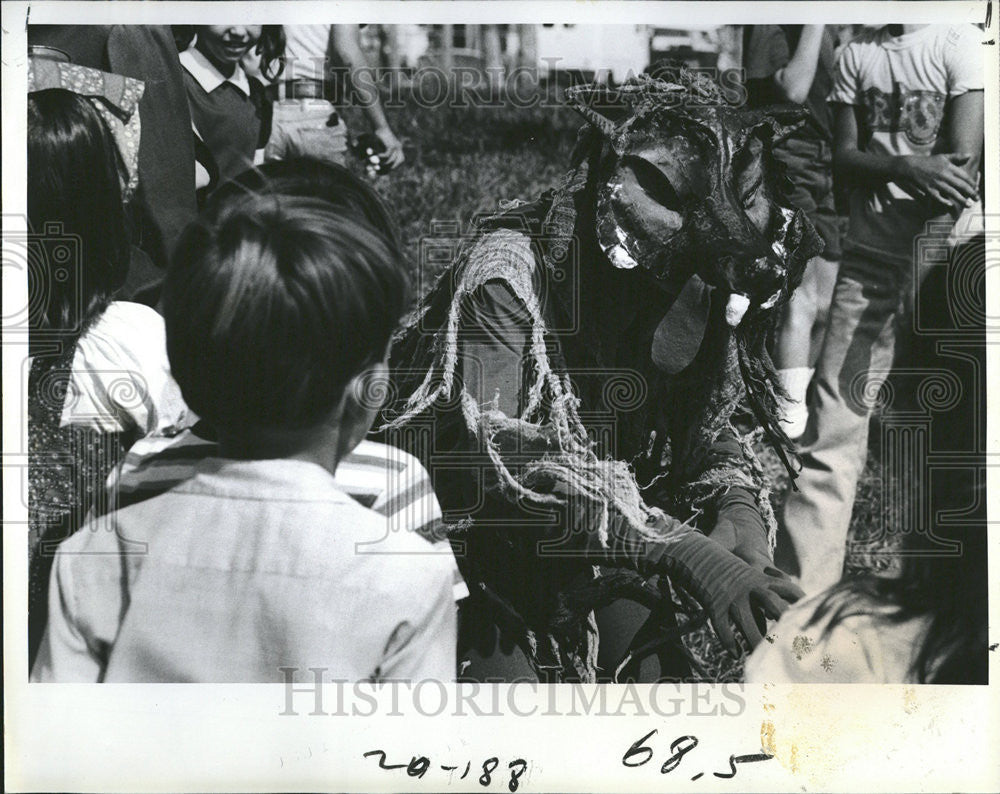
{"left": 779, "top": 249, "right": 922, "bottom": 593}
{"left": 265, "top": 98, "right": 348, "bottom": 164}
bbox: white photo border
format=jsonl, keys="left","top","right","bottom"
{"left": 4, "top": 3, "right": 998, "bottom": 792}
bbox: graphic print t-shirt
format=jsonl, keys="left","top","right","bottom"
{"left": 828, "top": 25, "right": 982, "bottom": 265}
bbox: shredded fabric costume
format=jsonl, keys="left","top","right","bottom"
{"left": 382, "top": 73, "right": 823, "bottom": 681}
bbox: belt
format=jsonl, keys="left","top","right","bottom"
{"left": 270, "top": 78, "right": 331, "bottom": 101}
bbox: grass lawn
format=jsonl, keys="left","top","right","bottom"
{"left": 346, "top": 86, "right": 896, "bottom": 681}
{"left": 344, "top": 89, "right": 582, "bottom": 270}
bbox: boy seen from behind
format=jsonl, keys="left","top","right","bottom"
{"left": 32, "top": 180, "right": 458, "bottom": 682}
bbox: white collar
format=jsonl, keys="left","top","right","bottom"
{"left": 180, "top": 46, "right": 251, "bottom": 97}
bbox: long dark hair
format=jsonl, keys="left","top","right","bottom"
{"left": 257, "top": 26, "right": 286, "bottom": 82}
{"left": 28, "top": 88, "right": 130, "bottom": 349}
{"left": 807, "top": 521, "right": 987, "bottom": 683}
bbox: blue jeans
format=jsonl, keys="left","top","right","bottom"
{"left": 780, "top": 249, "right": 919, "bottom": 593}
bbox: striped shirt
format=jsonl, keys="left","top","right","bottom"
{"left": 101, "top": 426, "right": 467, "bottom": 600}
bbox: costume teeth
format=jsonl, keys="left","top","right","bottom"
{"left": 725, "top": 293, "right": 750, "bottom": 326}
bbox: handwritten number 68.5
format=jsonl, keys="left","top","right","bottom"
{"left": 622, "top": 730, "right": 773, "bottom": 779}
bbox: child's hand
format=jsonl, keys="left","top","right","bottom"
{"left": 374, "top": 126, "right": 405, "bottom": 170}
{"left": 895, "top": 153, "right": 978, "bottom": 209}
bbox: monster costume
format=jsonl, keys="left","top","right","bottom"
{"left": 382, "top": 74, "right": 822, "bottom": 681}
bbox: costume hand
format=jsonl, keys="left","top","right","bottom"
{"left": 375, "top": 126, "right": 405, "bottom": 169}
{"left": 709, "top": 515, "right": 772, "bottom": 570}
{"left": 896, "top": 153, "right": 978, "bottom": 209}
{"left": 708, "top": 488, "right": 772, "bottom": 571}
{"left": 664, "top": 531, "right": 802, "bottom": 654}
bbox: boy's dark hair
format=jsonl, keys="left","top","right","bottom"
{"left": 213, "top": 158, "right": 403, "bottom": 258}
{"left": 28, "top": 88, "right": 131, "bottom": 346}
{"left": 164, "top": 188, "right": 409, "bottom": 432}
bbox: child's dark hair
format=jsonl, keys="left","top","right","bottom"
{"left": 212, "top": 157, "right": 403, "bottom": 259}
{"left": 27, "top": 88, "right": 130, "bottom": 345}
{"left": 807, "top": 522, "right": 987, "bottom": 684}
{"left": 256, "top": 26, "right": 286, "bottom": 82}
{"left": 164, "top": 182, "right": 410, "bottom": 433}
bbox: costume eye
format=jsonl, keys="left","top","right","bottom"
{"left": 622, "top": 155, "right": 683, "bottom": 212}
{"left": 740, "top": 175, "right": 763, "bottom": 208}
{"left": 734, "top": 136, "right": 766, "bottom": 208}
{"left": 601, "top": 153, "right": 685, "bottom": 269}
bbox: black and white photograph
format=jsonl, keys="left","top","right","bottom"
{"left": 3, "top": 1, "right": 998, "bottom": 791}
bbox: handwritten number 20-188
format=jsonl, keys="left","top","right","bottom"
{"left": 363, "top": 751, "right": 527, "bottom": 790}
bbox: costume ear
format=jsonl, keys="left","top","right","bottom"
{"left": 567, "top": 78, "right": 691, "bottom": 142}
{"left": 650, "top": 274, "right": 713, "bottom": 374}
{"left": 565, "top": 83, "right": 629, "bottom": 138}
{"left": 754, "top": 105, "right": 810, "bottom": 146}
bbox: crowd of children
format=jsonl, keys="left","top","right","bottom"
{"left": 24, "top": 23, "right": 986, "bottom": 684}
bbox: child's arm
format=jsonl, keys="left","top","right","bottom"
{"left": 831, "top": 102, "right": 978, "bottom": 209}
{"left": 330, "top": 25, "right": 405, "bottom": 168}
{"left": 939, "top": 89, "right": 984, "bottom": 188}
{"left": 772, "top": 25, "right": 825, "bottom": 104}
{"left": 744, "top": 25, "right": 824, "bottom": 105}
{"left": 936, "top": 24, "right": 986, "bottom": 193}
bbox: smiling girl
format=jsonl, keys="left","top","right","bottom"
{"left": 178, "top": 26, "right": 284, "bottom": 193}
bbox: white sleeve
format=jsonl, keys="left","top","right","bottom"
{"left": 827, "top": 41, "right": 861, "bottom": 106}
{"left": 30, "top": 552, "right": 104, "bottom": 683}
{"left": 378, "top": 562, "right": 458, "bottom": 682}
{"left": 744, "top": 598, "right": 883, "bottom": 684}
{"left": 65, "top": 302, "right": 192, "bottom": 436}
{"left": 944, "top": 25, "right": 984, "bottom": 97}
{"left": 377, "top": 447, "right": 444, "bottom": 538}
